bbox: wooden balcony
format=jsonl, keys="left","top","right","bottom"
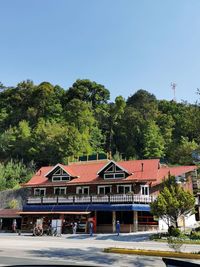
{"left": 27, "top": 194, "right": 157, "bottom": 205}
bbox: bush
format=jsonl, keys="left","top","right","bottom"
{"left": 7, "top": 199, "right": 19, "bottom": 209}
{"left": 167, "top": 236, "right": 183, "bottom": 252}
{"left": 194, "top": 226, "right": 200, "bottom": 232}
{"left": 190, "top": 231, "right": 200, "bottom": 240}
{"left": 168, "top": 226, "right": 181, "bottom": 237}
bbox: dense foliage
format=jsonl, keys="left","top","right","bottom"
{"left": 0, "top": 79, "right": 200, "bottom": 173}
{"left": 150, "top": 176, "right": 196, "bottom": 228}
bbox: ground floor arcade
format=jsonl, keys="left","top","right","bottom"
{"left": 19, "top": 209, "right": 158, "bottom": 234}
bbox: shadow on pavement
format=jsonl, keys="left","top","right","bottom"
{"left": 65, "top": 233, "right": 151, "bottom": 242}
{"left": 29, "top": 247, "right": 164, "bottom": 267}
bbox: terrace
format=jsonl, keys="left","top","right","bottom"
{"left": 27, "top": 194, "right": 157, "bottom": 205}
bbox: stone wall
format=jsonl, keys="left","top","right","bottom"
{"left": 0, "top": 188, "right": 30, "bottom": 209}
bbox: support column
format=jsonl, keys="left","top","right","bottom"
{"left": 112, "top": 211, "right": 116, "bottom": 233}
{"left": 133, "top": 211, "right": 138, "bottom": 232}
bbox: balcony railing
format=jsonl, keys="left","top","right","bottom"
{"left": 27, "top": 194, "right": 157, "bottom": 205}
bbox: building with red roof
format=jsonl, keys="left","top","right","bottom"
{"left": 20, "top": 159, "right": 198, "bottom": 233}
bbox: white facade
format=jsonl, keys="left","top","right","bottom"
{"left": 159, "top": 213, "right": 197, "bottom": 231}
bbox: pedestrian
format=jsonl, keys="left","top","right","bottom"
{"left": 73, "top": 222, "right": 77, "bottom": 234}
{"left": 12, "top": 219, "right": 17, "bottom": 233}
{"left": 116, "top": 220, "right": 120, "bottom": 236}
{"left": 89, "top": 221, "right": 93, "bottom": 237}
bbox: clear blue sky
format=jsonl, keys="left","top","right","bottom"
{"left": 1, "top": 0, "right": 200, "bottom": 103}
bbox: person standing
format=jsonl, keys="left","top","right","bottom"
{"left": 73, "top": 222, "right": 77, "bottom": 234}
{"left": 116, "top": 220, "right": 120, "bottom": 236}
{"left": 89, "top": 221, "right": 93, "bottom": 237}
{"left": 12, "top": 219, "right": 17, "bottom": 233}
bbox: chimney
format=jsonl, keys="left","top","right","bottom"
{"left": 141, "top": 163, "right": 144, "bottom": 172}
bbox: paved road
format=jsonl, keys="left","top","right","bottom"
{"left": 0, "top": 232, "right": 199, "bottom": 266}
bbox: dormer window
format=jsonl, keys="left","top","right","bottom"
{"left": 97, "top": 160, "right": 130, "bottom": 180}
{"left": 45, "top": 164, "right": 72, "bottom": 182}
{"left": 103, "top": 162, "right": 126, "bottom": 179}
{"left": 52, "top": 169, "right": 70, "bottom": 182}
{"left": 104, "top": 173, "right": 125, "bottom": 179}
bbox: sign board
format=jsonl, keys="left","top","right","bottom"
{"left": 51, "top": 219, "right": 62, "bottom": 235}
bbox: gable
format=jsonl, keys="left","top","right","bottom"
{"left": 45, "top": 164, "right": 71, "bottom": 182}
{"left": 97, "top": 160, "right": 130, "bottom": 179}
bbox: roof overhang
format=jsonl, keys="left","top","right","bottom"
{"left": 18, "top": 211, "right": 91, "bottom": 215}
{"left": 22, "top": 178, "right": 156, "bottom": 188}
{"left": 23, "top": 204, "right": 150, "bottom": 212}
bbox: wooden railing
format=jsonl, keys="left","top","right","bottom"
{"left": 27, "top": 194, "right": 157, "bottom": 205}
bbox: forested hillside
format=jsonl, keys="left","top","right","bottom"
{"left": 0, "top": 79, "right": 199, "bottom": 190}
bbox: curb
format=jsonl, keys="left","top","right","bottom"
{"left": 104, "top": 248, "right": 200, "bottom": 259}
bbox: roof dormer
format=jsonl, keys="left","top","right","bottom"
{"left": 45, "top": 163, "right": 75, "bottom": 182}
{"left": 97, "top": 160, "right": 130, "bottom": 180}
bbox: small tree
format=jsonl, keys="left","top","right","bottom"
{"left": 7, "top": 199, "right": 19, "bottom": 209}
{"left": 150, "top": 176, "right": 195, "bottom": 229}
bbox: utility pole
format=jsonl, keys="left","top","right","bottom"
{"left": 171, "top": 82, "right": 177, "bottom": 102}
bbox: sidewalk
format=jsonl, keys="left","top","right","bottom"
{"left": 0, "top": 231, "right": 199, "bottom": 253}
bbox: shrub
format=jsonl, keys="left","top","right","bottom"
{"left": 194, "top": 226, "right": 200, "bottom": 232}
{"left": 190, "top": 231, "right": 200, "bottom": 240}
{"left": 168, "top": 226, "right": 181, "bottom": 237}
{"left": 167, "top": 236, "right": 183, "bottom": 252}
{"left": 7, "top": 199, "right": 19, "bottom": 209}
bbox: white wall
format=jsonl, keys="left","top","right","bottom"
{"left": 158, "top": 214, "right": 198, "bottom": 231}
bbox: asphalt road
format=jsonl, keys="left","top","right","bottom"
{"left": 0, "top": 232, "right": 199, "bottom": 267}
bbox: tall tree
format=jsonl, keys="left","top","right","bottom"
{"left": 169, "top": 136, "right": 198, "bottom": 165}
{"left": 142, "top": 120, "right": 165, "bottom": 159}
{"left": 107, "top": 96, "right": 126, "bottom": 153}
{"left": 65, "top": 79, "right": 110, "bottom": 108}
{"left": 151, "top": 176, "right": 195, "bottom": 228}
{"left": 127, "top": 89, "right": 158, "bottom": 120}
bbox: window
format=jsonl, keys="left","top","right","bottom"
{"left": 138, "top": 211, "right": 158, "bottom": 225}
{"left": 105, "top": 165, "right": 114, "bottom": 172}
{"left": 97, "top": 211, "right": 112, "bottom": 224}
{"left": 102, "top": 163, "right": 126, "bottom": 179}
{"left": 98, "top": 186, "right": 112, "bottom": 195}
{"left": 117, "top": 185, "right": 132, "bottom": 194}
{"left": 140, "top": 185, "right": 149, "bottom": 195}
{"left": 52, "top": 168, "right": 70, "bottom": 182}
{"left": 34, "top": 188, "right": 46, "bottom": 196}
{"left": 54, "top": 187, "right": 67, "bottom": 195}
{"left": 104, "top": 173, "right": 125, "bottom": 179}
{"left": 76, "top": 186, "right": 89, "bottom": 195}
{"left": 116, "top": 211, "right": 133, "bottom": 224}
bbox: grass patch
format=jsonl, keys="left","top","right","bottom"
{"left": 153, "top": 238, "right": 200, "bottom": 245}
{"left": 104, "top": 248, "right": 200, "bottom": 260}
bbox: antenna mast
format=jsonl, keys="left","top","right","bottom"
{"left": 171, "top": 82, "right": 177, "bottom": 101}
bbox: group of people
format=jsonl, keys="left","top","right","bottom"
{"left": 72, "top": 220, "right": 121, "bottom": 236}
{"left": 72, "top": 221, "right": 94, "bottom": 236}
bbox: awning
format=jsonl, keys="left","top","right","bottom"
{"left": 23, "top": 204, "right": 150, "bottom": 212}
{"left": 18, "top": 211, "right": 91, "bottom": 215}
{"left": 0, "top": 209, "right": 21, "bottom": 218}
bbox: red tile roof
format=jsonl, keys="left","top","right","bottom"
{"left": 0, "top": 209, "right": 21, "bottom": 218}
{"left": 22, "top": 159, "right": 197, "bottom": 187}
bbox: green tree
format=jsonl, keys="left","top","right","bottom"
{"left": 31, "top": 119, "right": 87, "bottom": 165}
{"left": 65, "top": 79, "right": 110, "bottom": 108}
{"left": 127, "top": 89, "right": 158, "bottom": 120}
{"left": 142, "top": 120, "right": 165, "bottom": 159}
{"left": 114, "top": 106, "right": 144, "bottom": 159}
{"left": 107, "top": 96, "right": 126, "bottom": 153}
{"left": 0, "top": 160, "right": 35, "bottom": 191}
{"left": 150, "top": 176, "right": 195, "bottom": 228}
{"left": 169, "top": 136, "right": 198, "bottom": 165}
